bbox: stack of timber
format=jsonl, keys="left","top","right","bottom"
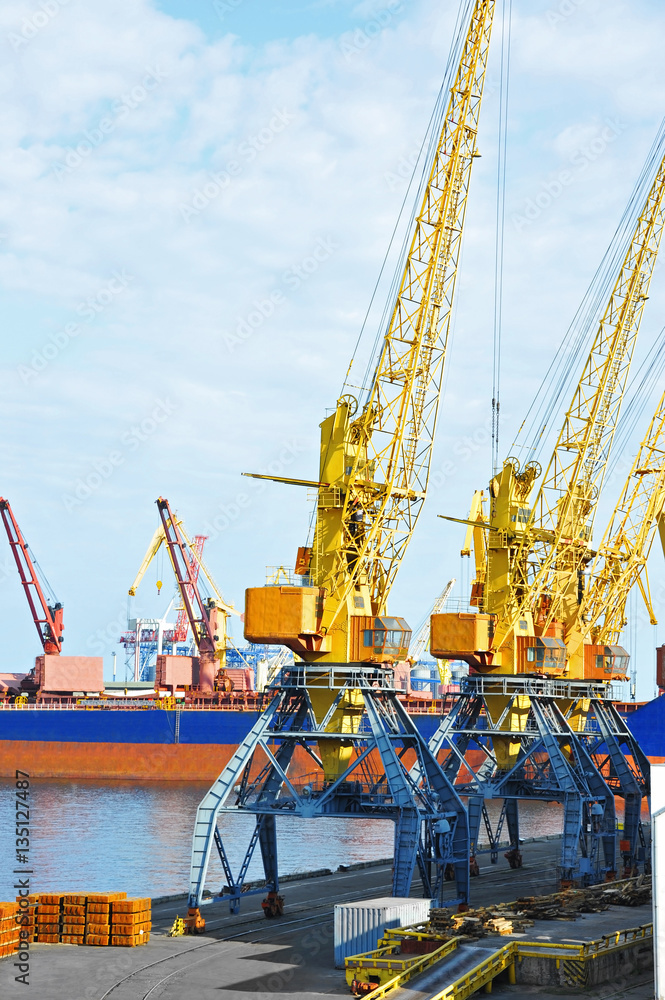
{"left": 35, "top": 893, "right": 62, "bottom": 943}
{"left": 0, "top": 891, "right": 152, "bottom": 952}
{"left": 429, "top": 875, "right": 651, "bottom": 939}
{"left": 0, "top": 902, "right": 20, "bottom": 958}
{"left": 86, "top": 892, "right": 128, "bottom": 946}
{"left": 110, "top": 898, "right": 151, "bottom": 947}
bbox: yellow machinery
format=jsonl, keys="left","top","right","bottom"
{"left": 244, "top": 1, "right": 497, "bottom": 667}
{"left": 424, "top": 131, "right": 665, "bottom": 884}
{"left": 571, "top": 389, "right": 665, "bottom": 668}
{"left": 186, "top": 0, "right": 500, "bottom": 925}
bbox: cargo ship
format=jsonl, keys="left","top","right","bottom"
{"left": 0, "top": 659, "right": 451, "bottom": 780}
{"left": 1, "top": 658, "right": 662, "bottom": 780}
{"left": 0, "top": 693, "right": 448, "bottom": 781}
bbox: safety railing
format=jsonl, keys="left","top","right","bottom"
{"left": 347, "top": 921, "right": 653, "bottom": 1000}
{"left": 345, "top": 938, "right": 460, "bottom": 992}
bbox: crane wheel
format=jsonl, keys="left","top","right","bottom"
{"left": 504, "top": 849, "right": 522, "bottom": 870}
{"left": 184, "top": 908, "right": 206, "bottom": 934}
{"left": 261, "top": 891, "right": 284, "bottom": 919}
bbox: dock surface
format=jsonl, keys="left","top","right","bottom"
{"left": 0, "top": 838, "right": 654, "bottom": 999}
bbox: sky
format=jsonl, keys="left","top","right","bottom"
{"left": 1, "top": 0, "right": 665, "bottom": 699}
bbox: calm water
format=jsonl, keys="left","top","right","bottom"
{"left": 0, "top": 780, "right": 572, "bottom": 902}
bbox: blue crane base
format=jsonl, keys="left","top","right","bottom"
{"left": 187, "top": 665, "right": 470, "bottom": 915}
{"left": 427, "top": 675, "right": 650, "bottom": 885}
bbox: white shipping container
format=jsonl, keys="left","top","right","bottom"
{"left": 334, "top": 896, "right": 431, "bottom": 968}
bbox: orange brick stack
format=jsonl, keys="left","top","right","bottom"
{"left": 85, "top": 893, "right": 127, "bottom": 947}
{"left": 0, "top": 892, "right": 152, "bottom": 952}
{"left": 61, "top": 894, "right": 87, "bottom": 945}
{"left": 35, "top": 894, "right": 63, "bottom": 944}
{"left": 15, "top": 894, "right": 38, "bottom": 943}
{"left": 0, "top": 903, "right": 20, "bottom": 958}
{"left": 110, "top": 898, "right": 151, "bottom": 947}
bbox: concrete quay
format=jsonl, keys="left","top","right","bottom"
{"left": 0, "top": 837, "right": 653, "bottom": 1000}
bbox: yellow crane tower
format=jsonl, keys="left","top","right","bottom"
{"left": 187, "top": 0, "right": 499, "bottom": 925}
{"left": 433, "top": 139, "right": 665, "bottom": 677}
{"left": 244, "top": 0, "right": 496, "bottom": 668}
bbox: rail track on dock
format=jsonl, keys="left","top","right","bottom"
{"left": 97, "top": 859, "right": 559, "bottom": 999}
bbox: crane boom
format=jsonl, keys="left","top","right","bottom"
{"left": 172, "top": 534, "right": 207, "bottom": 643}
{"left": 128, "top": 525, "right": 167, "bottom": 597}
{"left": 245, "top": 0, "right": 497, "bottom": 664}
{"left": 574, "top": 389, "right": 665, "bottom": 654}
{"left": 493, "top": 145, "right": 665, "bottom": 657}
{"left": 0, "top": 498, "right": 63, "bottom": 655}
{"left": 319, "top": 0, "right": 495, "bottom": 628}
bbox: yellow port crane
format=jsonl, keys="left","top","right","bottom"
{"left": 186, "top": 0, "right": 500, "bottom": 925}
{"left": 244, "top": 0, "right": 496, "bottom": 667}
{"left": 433, "top": 139, "right": 665, "bottom": 677}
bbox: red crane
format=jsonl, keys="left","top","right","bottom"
{"left": 156, "top": 498, "right": 228, "bottom": 693}
{"left": 0, "top": 498, "right": 63, "bottom": 654}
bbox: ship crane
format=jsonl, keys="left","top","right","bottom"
{"left": 497, "top": 146, "right": 665, "bottom": 674}
{"left": 0, "top": 498, "right": 63, "bottom": 655}
{"left": 155, "top": 498, "right": 236, "bottom": 693}
{"left": 186, "top": 0, "right": 498, "bottom": 929}
{"left": 127, "top": 505, "right": 237, "bottom": 686}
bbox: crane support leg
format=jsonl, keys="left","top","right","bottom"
{"left": 393, "top": 809, "right": 420, "bottom": 897}
{"left": 186, "top": 667, "right": 470, "bottom": 915}
{"left": 586, "top": 699, "right": 649, "bottom": 875}
{"left": 504, "top": 799, "right": 522, "bottom": 870}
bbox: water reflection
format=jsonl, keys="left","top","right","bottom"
{"left": 0, "top": 780, "right": 614, "bottom": 901}
{"left": 0, "top": 780, "right": 394, "bottom": 900}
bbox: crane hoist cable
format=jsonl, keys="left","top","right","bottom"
{"left": 491, "top": 0, "right": 513, "bottom": 477}
{"left": 511, "top": 117, "right": 665, "bottom": 468}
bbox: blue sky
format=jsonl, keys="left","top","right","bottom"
{"left": 155, "top": 0, "right": 379, "bottom": 46}
{"left": 1, "top": 0, "right": 665, "bottom": 699}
